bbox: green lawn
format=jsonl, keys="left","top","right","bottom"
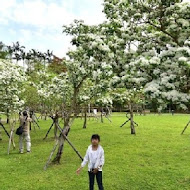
{"left": 0, "top": 113, "right": 190, "bottom": 190}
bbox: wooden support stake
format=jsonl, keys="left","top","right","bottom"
{"left": 104, "top": 115, "right": 112, "bottom": 123}
{"left": 120, "top": 114, "right": 138, "bottom": 128}
{"left": 8, "top": 122, "right": 16, "bottom": 155}
{"left": 57, "top": 125, "right": 83, "bottom": 161}
{"left": 44, "top": 140, "right": 59, "bottom": 170}
{"left": 43, "top": 121, "right": 55, "bottom": 140}
{"left": 181, "top": 119, "right": 190, "bottom": 135}
{"left": 0, "top": 122, "right": 10, "bottom": 138}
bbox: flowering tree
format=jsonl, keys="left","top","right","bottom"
{"left": 0, "top": 59, "right": 26, "bottom": 123}
{"left": 144, "top": 46, "right": 190, "bottom": 111}
{"left": 102, "top": 0, "right": 190, "bottom": 112}
{"left": 38, "top": 22, "right": 113, "bottom": 163}
{"left": 67, "top": 0, "right": 188, "bottom": 135}
{"left": 94, "top": 95, "right": 113, "bottom": 123}
{"left": 78, "top": 79, "right": 112, "bottom": 128}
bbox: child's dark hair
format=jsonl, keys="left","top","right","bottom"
{"left": 91, "top": 134, "right": 100, "bottom": 141}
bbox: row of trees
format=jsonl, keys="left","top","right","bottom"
{"left": 0, "top": 0, "right": 189, "bottom": 163}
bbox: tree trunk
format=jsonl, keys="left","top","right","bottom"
{"left": 30, "top": 121, "right": 32, "bottom": 131}
{"left": 52, "top": 123, "right": 70, "bottom": 164}
{"left": 88, "top": 104, "right": 91, "bottom": 121}
{"left": 52, "top": 86, "right": 79, "bottom": 164}
{"left": 101, "top": 107, "right": 104, "bottom": 123}
{"left": 142, "top": 104, "right": 146, "bottom": 116}
{"left": 54, "top": 114, "right": 59, "bottom": 139}
{"left": 53, "top": 135, "right": 65, "bottom": 163}
{"left": 83, "top": 108, "right": 87, "bottom": 129}
{"left": 6, "top": 108, "right": 9, "bottom": 124}
{"left": 129, "top": 103, "right": 136, "bottom": 135}
{"left": 45, "top": 111, "right": 47, "bottom": 120}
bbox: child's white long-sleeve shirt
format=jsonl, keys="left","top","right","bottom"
{"left": 81, "top": 145, "right": 105, "bottom": 171}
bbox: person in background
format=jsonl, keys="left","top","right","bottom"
{"left": 19, "top": 111, "right": 32, "bottom": 153}
{"left": 76, "top": 134, "right": 105, "bottom": 190}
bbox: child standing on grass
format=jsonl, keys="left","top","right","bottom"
{"left": 76, "top": 134, "right": 105, "bottom": 190}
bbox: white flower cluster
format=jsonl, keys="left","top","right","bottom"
{"left": 144, "top": 45, "right": 190, "bottom": 109}
{"left": 0, "top": 59, "right": 26, "bottom": 113}
{"left": 96, "top": 97, "right": 113, "bottom": 107}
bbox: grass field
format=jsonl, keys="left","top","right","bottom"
{"left": 0, "top": 113, "right": 190, "bottom": 190}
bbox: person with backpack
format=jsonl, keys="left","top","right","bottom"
{"left": 19, "top": 111, "right": 32, "bottom": 153}
{"left": 76, "top": 134, "right": 105, "bottom": 190}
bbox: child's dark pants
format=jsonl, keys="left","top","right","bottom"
{"left": 88, "top": 171, "right": 104, "bottom": 190}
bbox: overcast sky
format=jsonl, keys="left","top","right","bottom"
{"left": 0, "top": 0, "right": 105, "bottom": 57}
{"left": 1, "top": 0, "right": 189, "bottom": 58}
